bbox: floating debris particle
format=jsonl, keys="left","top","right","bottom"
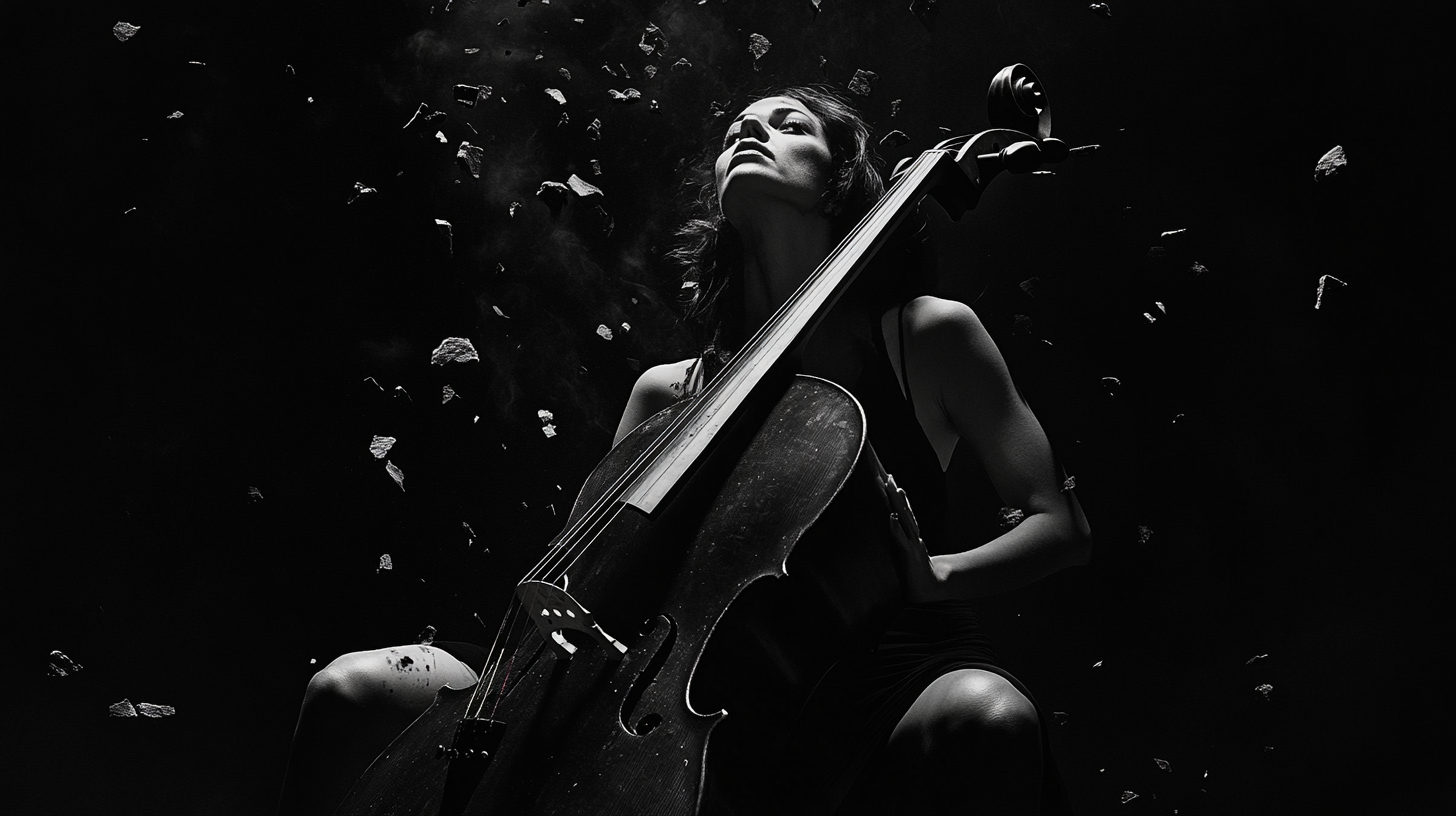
{"left": 609, "top": 88, "right": 642, "bottom": 103}
{"left": 1052, "top": 711, "right": 1069, "bottom": 725}
{"left": 1143, "top": 312, "right": 1157, "bottom": 323}
{"left": 672, "top": 58, "right": 692, "bottom": 71}
{"left": 464, "top": 47, "right": 480, "bottom": 54}
{"left": 1101, "top": 376, "right": 1120, "bottom": 393}
{"left": 590, "top": 159, "right": 603, "bottom": 175}
{"left": 557, "top": 112, "right": 571, "bottom": 127}
{"left": 166, "top": 111, "right": 184, "bottom": 120}
{"left": 402, "top": 102, "right": 444, "bottom": 131}
{"left": 998, "top": 507, "right": 1025, "bottom": 529}
{"left": 847, "top": 69, "right": 879, "bottom": 96}
{"left": 1246, "top": 653, "right": 1269, "bottom": 665}
{"left": 385, "top": 461, "right": 405, "bottom": 491}
{"left": 1061, "top": 476, "right": 1076, "bottom": 492}
{"left": 644, "top": 65, "right": 658, "bottom": 79}
{"left": 110, "top": 699, "right": 138, "bottom": 717}
{"left": 247, "top": 486, "right": 264, "bottom": 503}
{"left": 416, "top": 625, "right": 436, "bottom": 645}
{"left": 1012, "top": 314, "right": 1034, "bottom": 336}
{"left": 601, "top": 63, "right": 618, "bottom": 77}
{"left": 394, "top": 385, "right": 412, "bottom": 401}
{"left": 566, "top": 174, "right": 603, "bottom": 198}
{"left": 113, "top": 22, "right": 141, "bottom": 42}
{"left": 1161, "top": 228, "right": 1186, "bottom": 239}
{"left": 509, "top": 201, "right": 523, "bottom": 218}
{"left": 1255, "top": 683, "right": 1273, "bottom": 700}
{"left": 811, "top": 0, "right": 823, "bottom": 19}
{"left": 454, "top": 84, "right": 491, "bottom": 106}
{"left": 620, "top": 322, "right": 631, "bottom": 333}
{"left": 1314, "top": 274, "right": 1347, "bottom": 309}
{"left": 1020, "top": 277, "right": 1041, "bottom": 297}
{"left": 542, "top": 424, "right": 557, "bottom": 438}
{"left": 378, "top": 553, "right": 394, "bottom": 571}
{"left": 137, "top": 703, "right": 176, "bottom": 718}
{"left": 891, "top": 99, "right": 903, "bottom": 117}
{"left": 431, "top": 337, "right": 479, "bottom": 365}
{"left": 879, "top": 130, "right": 910, "bottom": 150}
{"left": 369, "top": 436, "right": 397, "bottom": 459}
{"left": 1189, "top": 261, "right": 1209, "bottom": 277}
{"left": 492, "top": 304, "right": 509, "bottom": 318}
{"left": 748, "top": 33, "right": 771, "bottom": 64}
{"left": 1093, "top": 660, "right": 1103, "bottom": 668}
{"left": 1313, "top": 145, "right": 1345, "bottom": 183}
{"left": 456, "top": 142, "right": 484, "bottom": 178}
{"left": 596, "top": 324, "right": 614, "bottom": 340}
{"left": 442, "top": 385, "right": 456, "bottom": 404}
{"left": 1155, "top": 758, "right": 1171, "bottom": 771}
{"left": 348, "top": 182, "right": 378, "bottom": 204}
{"left": 537, "top": 181, "right": 571, "bottom": 215}
{"left": 537, "top": 409, "right": 554, "bottom": 423}
{"left": 649, "top": 99, "right": 661, "bottom": 113}
{"left": 1090, "top": 3, "right": 1113, "bottom": 18}
{"left": 1172, "top": 413, "right": 1185, "bottom": 423}
{"left": 909, "top": 0, "right": 939, "bottom": 28}
{"left": 434, "top": 131, "right": 447, "bottom": 143}
{"left": 1137, "top": 525, "right": 1153, "bottom": 544}
{"left": 435, "top": 219, "right": 453, "bottom": 256}
{"left": 545, "top": 88, "right": 566, "bottom": 105}
{"left": 48, "top": 650, "right": 83, "bottom": 677}
{"left": 1120, "top": 791, "right": 1138, "bottom": 804}
{"left": 1155, "top": 301, "right": 1166, "bottom": 314}
{"left": 586, "top": 118, "right": 603, "bottom": 141}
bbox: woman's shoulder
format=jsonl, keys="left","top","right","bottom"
{"left": 883, "top": 296, "right": 987, "bottom": 349}
{"left": 633, "top": 357, "right": 704, "bottom": 402}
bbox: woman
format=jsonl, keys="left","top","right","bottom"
{"left": 280, "top": 85, "right": 1089, "bottom": 816}
{"left": 616, "top": 86, "right": 1090, "bottom": 814}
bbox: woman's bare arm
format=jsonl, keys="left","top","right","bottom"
{"left": 900, "top": 296, "right": 1091, "bottom": 600}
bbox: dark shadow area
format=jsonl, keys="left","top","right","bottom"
{"left": 15, "top": 1, "right": 1442, "bottom": 812}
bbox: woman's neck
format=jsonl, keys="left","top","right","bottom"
{"left": 736, "top": 210, "right": 835, "bottom": 337}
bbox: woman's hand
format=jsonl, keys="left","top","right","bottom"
{"left": 882, "top": 473, "right": 953, "bottom": 603}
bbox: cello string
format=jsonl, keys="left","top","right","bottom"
{"left": 530, "top": 154, "right": 938, "bottom": 586}
{"left": 543, "top": 155, "right": 937, "bottom": 583}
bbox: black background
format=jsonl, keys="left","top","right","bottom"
{"left": 15, "top": 1, "right": 1444, "bottom": 813}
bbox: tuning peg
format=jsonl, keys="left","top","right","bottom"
{"left": 1001, "top": 141, "right": 1043, "bottom": 173}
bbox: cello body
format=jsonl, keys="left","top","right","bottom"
{"left": 337, "top": 375, "right": 903, "bottom": 816}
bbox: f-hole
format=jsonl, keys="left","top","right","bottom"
{"left": 620, "top": 615, "right": 675, "bottom": 737}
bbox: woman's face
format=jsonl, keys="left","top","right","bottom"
{"left": 715, "top": 96, "right": 834, "bottom": 226}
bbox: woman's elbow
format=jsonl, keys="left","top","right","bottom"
{"left": 1061, "top": 517, "right": 1092, "bottom": 567}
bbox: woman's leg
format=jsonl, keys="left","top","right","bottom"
{"left": 276, "top": 644, "right": 479, "bottom": 816}
{"left": 878, "top": 669, "right": 1043, "bottom": 815}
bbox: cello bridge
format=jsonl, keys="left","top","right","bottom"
{"left": 516, "top": 580, "right": 629, "bottom": 659}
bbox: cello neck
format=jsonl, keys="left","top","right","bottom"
{"left": 620, "top": 149, "right": 963, "bottom": 515}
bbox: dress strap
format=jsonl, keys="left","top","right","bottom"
{"left": 897, "top": 302, "right": 914, "bottom": 415}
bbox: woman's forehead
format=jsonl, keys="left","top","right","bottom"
{"left": 732, "top": 96, "right": 815, "bottom": 123}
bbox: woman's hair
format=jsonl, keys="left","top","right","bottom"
{"left": 666, "top": 84, "right": 888, "bottom": 368}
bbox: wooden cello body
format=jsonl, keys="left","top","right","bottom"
{"left": 337, "top": 375, "right": 902, "bottom": 815}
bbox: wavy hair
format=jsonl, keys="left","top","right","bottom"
{"left": 666, "top": 85, "right": 889, "bottom": 370}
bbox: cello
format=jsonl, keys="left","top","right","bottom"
{"left": 337, "top": 64, "right": 1071, "bottom": 816}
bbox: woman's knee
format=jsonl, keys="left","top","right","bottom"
{"left": 304, "top": 645, "right": 478, "bottom": 714}
{"left": 893, "top": 669, "right": 1041, "bottom": 762}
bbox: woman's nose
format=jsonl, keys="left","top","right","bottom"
{"left": 732, "top": 115, "right": 769, "bottom": 144}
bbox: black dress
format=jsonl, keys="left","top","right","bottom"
{"left": 782, "top": 303, "right": 1073, "bottom": 815}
